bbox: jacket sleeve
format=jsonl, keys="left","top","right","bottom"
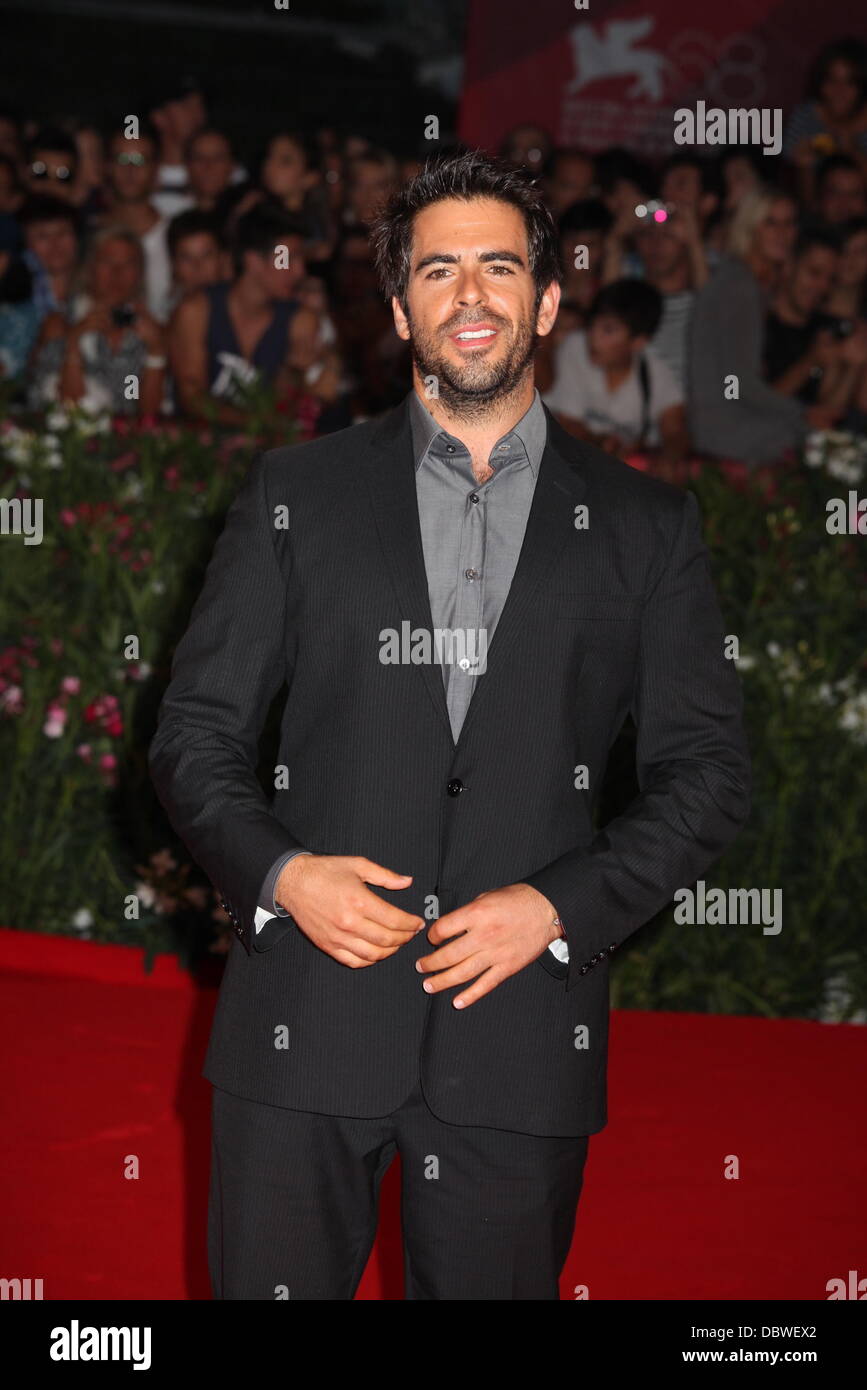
{"left": 524, "top": 488, "right": 751, "bottom": 991}
{"left": 148, "top": 451, "right": 305, "bottom": 953}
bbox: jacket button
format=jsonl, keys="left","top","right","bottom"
{"left": 579, "top": 963, "right": 590, "bottom": 975}
{"left": 607, "top": 942, "right": 617, "bottom": 953}
{"left": 446, "top": 778, "right": 464, "bottom": 797}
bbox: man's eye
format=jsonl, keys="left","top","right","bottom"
{"left": 426, "top": 267, "right": 451, "bottom": 279}
{"left": 488, "top": 264, "right": 515, "bottom": 275}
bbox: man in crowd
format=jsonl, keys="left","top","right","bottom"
{"left": 102, "top": 125, "right": 172, "bottom": 323}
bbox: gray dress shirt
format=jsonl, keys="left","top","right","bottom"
{"left": 257, "top": 388, "right": 568, "bottom": 962}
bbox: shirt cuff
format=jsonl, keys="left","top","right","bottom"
{"left": 257, "top": 849, "right": 312, "bottom": 931}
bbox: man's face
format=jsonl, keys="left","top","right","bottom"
{"left": 247, "top": 236, "right": 305, "bottom": 299}
{"left": 25, "top": 217, "right": 78, "bottom": 274}
{"left": 349, "top": 159, "right": 396, "bottom": 226}
{"left": 263, "top": 136, "right": 312, "bottom": 200}
{"left": 27, "top": 148, "right": 76, "bottom": 202}
{"left": 91, "top": 238, "right": 142, "bottom": 305}
{"left": 587, "top": 312, "right": 638, "bottom": 368}
{"left": 172, "top": 232, "right": 223, "bottom": 292}
{"left": 661, "top": 164, "right": 701, "bottom": 210}
{"left": 819, "top": 169, "right": 867, "bottom": 225}
{"left": 547, "top": 154, "right": 594, "bottom": 214}
{"left": 788, "top": 246, "right": 837, "bottom": 316}
{"left": 838, "top": 229, "right": 867, "bottom": 289}
{"left": 187, "top": 133, "right": 233, "bottom": 200}
{"left": 109, "top": 137, "right": 157, "bottom": 201}
{"left": 635, "top": 223, "right": 686, "bottom": 279}
{"left": 392, "top": 197, "right": 558, "bottom": 412}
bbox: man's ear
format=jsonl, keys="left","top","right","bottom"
{"left": 535, "top": 280, "right": 561, "bottom": 339}
{"left": 392, "top": 293, "right": 411, "bottom": 342}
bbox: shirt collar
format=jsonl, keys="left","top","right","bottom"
{"left": 408, "top": 387, "right": 547, "bottom": 478}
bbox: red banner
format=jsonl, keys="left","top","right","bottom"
{"left": 459, "top": 0, "right": 859, "bottom": 157}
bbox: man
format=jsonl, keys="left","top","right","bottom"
{"left": 149, "top": 152, "right": 751, "bottom": 1301}
{"left": 102, "top": 125, "right": 171, "bottom": 323}
{"left": 168, "top": 204, "right": 329, "bottom": 425}
{"left": 24, "top": 126, "right": 78, "bottom": 204}
{"left": 815, "top": 154, "right": 867, "bottom": 227}
{"left": 166, "top": 209, "right": 226, "bottom": 303}
{"left": 19, "top": 195, "right": 80, "bottom": 321}
{"left": 764, "top": 229, "right": 867, "bottom": 415}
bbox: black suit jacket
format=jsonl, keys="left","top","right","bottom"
{"left": 148, "top": 398, "right": 750, "bottom": 1136}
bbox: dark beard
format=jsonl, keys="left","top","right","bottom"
{"left": 406, "top": 308, "right": 538, "bottom": 421}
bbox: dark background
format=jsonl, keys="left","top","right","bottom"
{"left": 0, "top": 0, "right": 468, "bottom": 158}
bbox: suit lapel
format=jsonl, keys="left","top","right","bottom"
{"left": 359, "top": 399, "right": 589, "bottom": 752}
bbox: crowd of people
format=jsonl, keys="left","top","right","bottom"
{"left": 2, "top": 38, "right": 867, "bottom": 466}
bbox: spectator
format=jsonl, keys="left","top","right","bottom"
{"left": 68, "top": 123, "right": 108, "bottom": 226}
{"left": 28, "top": 226, "right": 166, "bottom": 416}
{"left": 688, "top": 188, "right": 826, "bottom": 465}
{"left": 165, "top": 128, "right": 240, "bottom": 223}
{"left": 168, "top": 204, "right": 334, "bottom": 424}
{"left": 595, "top": 147, "right": 655, "bottom": 221}
{"left": 19, "top": 196, "right": 81, "bottom": 321}
{"left": 543, "top": 278, "right": 688, "bottom": 462}
{"left": 814, "top": 154, "right": 867, "bottom": 226}
{"left": 544, "top": 147, "right": 595, "bottom": 216}
{"left": 231, "top": 131, "right": 335, "bottom": 262}
{"left": 344, "top": 149, "right": 399, "bottom": 230}
{"left": 0, "top": 155, "right": 24, "bottom": 216}
{"left": 785, "top": 39, "right": 867, "bottom": 202}
{"left": 709, "top": 148, "right": 767, "bottom": 253}
{"left": 0, "top": 224, "right": 39, "bottom": 386}
{"left": 166, "top": 210, "right": 227, "bottom": 305}
{"left": 603, "top": 195, "right": 708, "bottom": 392}
{"left": 499, "top": 123, "right": 553, "bottom": 176}
{"left": 825, "top": 216, "right": 867, "bottom": 324}
{"left": 24, "top": 126, "right": 78, "bottom": 204}
{"left": 763, "top": 230, "right": 863, "bottom": 414}
{"left": 659, "top": 152, "right": 721, "bottom": 242}
{"left": 535, "top": 198, "right": 611, "bottom": 393}
{"left": 102, "top": 125, "right": 172, "bottom": 323}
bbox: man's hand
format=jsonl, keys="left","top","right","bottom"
{"left": 275, "top": 854, "right": 425, "bottom": 968}
{"left": 416, "top": 883, "right": 562, "bottom": 1009}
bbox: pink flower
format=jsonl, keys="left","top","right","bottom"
{"left": 60, "top": 508, "right": 78, "bottom": 527}
{"left": 0, "top": 686, "right": 24, "bottom": 715}
{"left": 76, "top": 743, "right": 92, "bottom": 762}
{"left": 99, "top": 752, "right": 117, "bottom": 771}
{"left": 109, "top": 452, "right": 138, "bottom": 472}
{"left": 61, "top": 675, "right": 80, "bottom": 694}
{"left": 105, "top": 713, "right": 124, "bottom": 738}
{"left": 43, "top": 716, "right": 65, "bottom": 738}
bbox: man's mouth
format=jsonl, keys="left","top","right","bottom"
{"left": 450, "top": 324, "right": 500, "bottom": 349}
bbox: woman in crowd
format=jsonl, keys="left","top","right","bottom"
{"left": 687, "top": 188, "right": 834, "bottom": 465}
{"left": 28, "top": 226, "right": 166, "bottom": 416}
{"left": 785, "top": 38, "right": 867, "bottom": 204}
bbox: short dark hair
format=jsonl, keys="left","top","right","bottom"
{"left": 806, "top": 37, "right": 867, "bottom": 105}
{"left": 167, "top": 208, "right": 224, "bottom": 259}
{"left": 816, "top": 153, "right": 864, "bottom": 193}
{"left": 370, "top": 149, "right": 561, "bottom": 311}
{"left": 18, "top": 193, "right": 81, "bottom": 234}
{"left": 793, "top": 226, "right": 841, "bottom": 259}
{"left": 26, "top": 125, "right": 78, "bottom": 168}
{"left": 558, "top": 198, "right": 613, "bottom": 237}
{"left": 588, "top": 278, "right": 662, "bottom": 338}
{"left": 185, "top": 126, "right": 234, "bottom": 163}
{"left": 661, "top": 151, "right": 723, "bottom": 201}
{"left": 230, "top": 203, "right": 306, "bottom": 277}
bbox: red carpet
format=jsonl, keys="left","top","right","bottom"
{"left": 1, "top": 928, "right": 864, "bottom": 1300}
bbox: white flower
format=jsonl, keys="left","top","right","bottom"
{"left": 766, "top": 641, "right": 782, "bottom": 659}
{"left": 134, "top": 880, "right": 157, "bottom": 909}
{"left": 45, "top": 408, "right": 69, "bottom": 432}
{"left": 70, "top": 907, "right": 94, "bottom": 931}
{"left": 734, "top": 654, "right": 756, "bottom": 671}
{"left": 827, "top": 454, "right": 863, "bottom": 485}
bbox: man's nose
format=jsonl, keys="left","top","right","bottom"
{"left": 455, "top": 272, "right": 487, "bottom": 305}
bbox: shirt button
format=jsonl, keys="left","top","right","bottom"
{"left": 446, "top": 778, "right": 464, "bottom": 796}
{"left": 465, "top": 568, "right": 478, "bottom": 581}
{"left": 470, "top": 493, "right": 479, "bottom": 504}
{"left": 446, "top": 444, "right": 456, "bottom": 454}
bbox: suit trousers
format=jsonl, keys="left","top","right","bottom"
{"left": 208, "top": 1077, "right": 590, "bottom": 1300}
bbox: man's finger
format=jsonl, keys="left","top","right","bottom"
{"left": 426, "top": 907, "right": 472, "bottom": 944}
{"left": 416, "top": 936, "right": 476, "bottom": 974}
{"left": 358, "top": 886, "right": 424, "bottom": 934}
{"left": 419, "top": 953, "right": 488, "bottom": 994}
{"left": 453, "top": 966, "right": 507, "bottom": 1010}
